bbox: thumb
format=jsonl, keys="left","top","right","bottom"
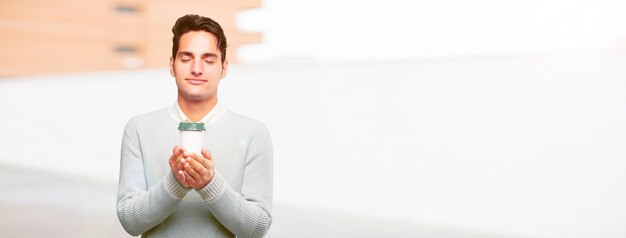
{"left": 201, "top": 149, "right": 212, "bottom": 160}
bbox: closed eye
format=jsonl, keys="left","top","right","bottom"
{"left": 177, "top": 51, "right": 194, "bottom": 62}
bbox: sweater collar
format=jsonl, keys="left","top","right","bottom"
{"left": 167, "top": 101, "right": 226, "bottom": 125}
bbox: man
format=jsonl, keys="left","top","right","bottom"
{"left": 117, "top": 14, "right": 273, "bottom": 237}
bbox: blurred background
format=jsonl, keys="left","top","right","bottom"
{"left": 1, "top": 0, "right": 625, "bottom": 237}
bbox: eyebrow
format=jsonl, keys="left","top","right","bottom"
{"left": 177, "top": 51, "right": 218, "bottom": 59}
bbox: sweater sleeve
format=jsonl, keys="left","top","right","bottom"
{"left": 116, "top": 121, "right": 191, "bottom": 236}
{"left": 195, "top": 125, "right": 273, "bottom": 238}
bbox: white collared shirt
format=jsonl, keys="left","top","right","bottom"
{"left": 167, "top": 101, "right": 227, "bottom": 125}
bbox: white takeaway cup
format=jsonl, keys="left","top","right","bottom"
{"left": 178, "top": 122, "right": 206, "bottom": 155}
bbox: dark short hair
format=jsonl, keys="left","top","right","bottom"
{"left": 171, "top": 14, "right": 228, "bottom": 63}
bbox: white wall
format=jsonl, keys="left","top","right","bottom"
{"left": 238, "top": 0, "right": 626, "bottom": 63}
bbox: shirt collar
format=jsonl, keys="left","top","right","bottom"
{"left": 167, "top": 101, "right": 226, "bottom": 125}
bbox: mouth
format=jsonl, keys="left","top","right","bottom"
{"left": 186, "top": 78, "right": 207, "bottom": 85}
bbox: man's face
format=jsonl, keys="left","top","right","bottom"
{"left": 170, "top": 31, "right": 228, "bottom": 102}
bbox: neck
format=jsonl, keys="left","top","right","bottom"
{"left": 177, "top": 95, "right": 217, "bottom": 122}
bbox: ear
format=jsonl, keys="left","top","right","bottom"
{"left": 169, "top": 56, "right": 175, "bottom": 77}
{"left": 220, "top": 59, "right": 229, "bottom": 80}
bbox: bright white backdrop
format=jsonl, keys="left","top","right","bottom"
{"left": 1, "top": 1, "right": 626, "bottom": 237}
{"left": 1, "top": 50, "right": 625, "bottom": 238}
{"left": 237, "top": 0, "right": 626, "bottom": 63}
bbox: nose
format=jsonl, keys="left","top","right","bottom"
{"left": 191, "top": 60, "right": 203, "bottom": 76}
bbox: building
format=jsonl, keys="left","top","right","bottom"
{"left": 0, "top": 0, "right": 262, "bottom": 76}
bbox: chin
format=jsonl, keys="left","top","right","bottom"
{"left": 182, "top": 92, "right": 212, "bottom": 101}
{"left": 184, "top": 94, "right": 209, "bottom": 101}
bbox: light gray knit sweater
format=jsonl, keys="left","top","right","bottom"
{"left": 117, "top": 107, "right": 273, "bottom": 237}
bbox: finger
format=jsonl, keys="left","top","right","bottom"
{"left": 170, "top": 154, "right": 184, "bottom": 169}
{"left": 190, "top": 154, "right": 213, "bottom": 177}
{"left": 177, "top": 170, "right": 190, "bottom": 187}
{"left": 177, "top": 152, "right": 188, "bottom": 163}
{"left": 176, "top": 157, "right": 187, "bottom": 171}
{"left": 191, "top": 156, "right": 208, "bottom": 174}
{"left": 200, "top": 149, "right": 213, "bottom": 168}
{"left": 168, "top": 153, "right": 176, "bottom": 166}
{"left": 179, "top": 157, "right": 186, "bottom": 165}
{"left": 174, "top": 146, "right": 186, "bottom": 156}
{"left": 169, "top": 148, "right": 180, "bottom": 165}
{"left": 183, "top": 167, "right": 198, "bottom": 185}
{"left": 173, "top": 155, "right": 182, "bottom": 167}
{"left": 187, "top": 152, "right": 200, "bottom": 162}
{"left": 185, "top": 162, "right": 203, "bottom": 180}
{"left": 170, "top": 146, "right": 185, "bottom": 165}
{"left": 189, "top": 153, "right": 206, "bottom": 167}
{"left": 177, "top": 151, "right": 190, "bottom": 162}
{"left": 201, "top": 149, "right": 212, "bottom": 161}
{"left": 177, "top": 170, "right": 185, "bottom": 181}
{"left": 189, "top": 154, "right": 213, "bottom": 182}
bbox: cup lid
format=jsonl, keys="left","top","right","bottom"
{"left": 178, "top": 122, "right": 206, "bottom": 131}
